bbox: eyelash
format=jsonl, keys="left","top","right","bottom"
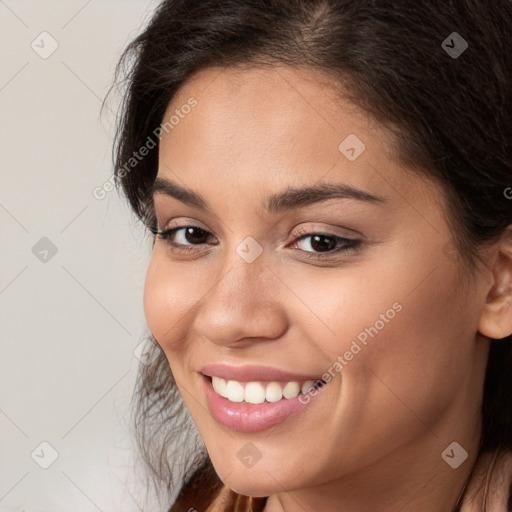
{"left": 150, "top": 225, "right": 362, "bottom": 260}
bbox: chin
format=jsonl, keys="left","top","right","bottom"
{"left": 228, "top": 482, "right": 277, "bottom": 498}
{"left": 221, "top": 470, "right": 296, "bottom": 498}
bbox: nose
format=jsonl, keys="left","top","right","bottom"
{"left": 192, "top": 247, "right": 289, "bottom": 348}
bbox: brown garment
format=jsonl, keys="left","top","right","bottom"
{"left": 170, "top": 450, "right": 512, "bottom": 512}
{"left": 204, "top": 486, "right": 268, "bottom": 512}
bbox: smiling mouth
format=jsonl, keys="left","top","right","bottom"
{"left": 206, "top": 375, "right": 327, "bottom": 404}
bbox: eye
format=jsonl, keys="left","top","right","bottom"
{"left": 150, "top": 225, "right": 214, "bottom": 252}
{"left": 150, "top": 225, "right": 362, "bottom": 259}
{"left": 288, "top": 229, "right": 361, "bottom": 259}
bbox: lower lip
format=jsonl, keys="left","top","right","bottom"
{"left": 202, "top": 374, "right": 318, "bottom": 432}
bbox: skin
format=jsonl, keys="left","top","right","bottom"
{"left": 143, "top": 65, "right": 512, "bottom": 512}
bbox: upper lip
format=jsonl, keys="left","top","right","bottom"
{"left": 200, "top": 363, "right": 324, "bottom": 383}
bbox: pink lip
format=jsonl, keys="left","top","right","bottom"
{"left": 201, "top": 374, "right": 322, "bottom": 432}
{"left": 200, "top": 363, "right": 324, "bottom": 383}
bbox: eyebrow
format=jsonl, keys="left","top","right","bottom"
{"left": 151, "top": 176, "right": 387, "bottom": 213}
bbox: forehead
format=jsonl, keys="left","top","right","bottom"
{"left": 165, "top": 65, "right": 388, "bottom": 143}
{"left": 161, "top": 67, "right": 391, "bottom": 164}
{"left": 157, "top": 65, "right": 441, "bottom": 213}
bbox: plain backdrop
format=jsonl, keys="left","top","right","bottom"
{"left": 0, "top": 1, "right": 178, "bottom": 510}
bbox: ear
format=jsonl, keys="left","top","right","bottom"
{"left": 478, "top": 225, "right": 512, "bottom": 340}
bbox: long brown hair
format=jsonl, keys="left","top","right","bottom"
{"left": 105, "top": 0, "right": 512, "bottom": 509}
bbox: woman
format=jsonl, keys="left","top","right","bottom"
{"left": 108, "top": 1, "right": 512, "bottom": 510}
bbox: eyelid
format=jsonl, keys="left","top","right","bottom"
{"left": 291, "top": 223, "right": 363, "bottom": 241}
{"left": 153, "top": 216, "right": 211, "bottom": 234}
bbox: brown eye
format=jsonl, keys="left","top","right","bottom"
{"left": 153, "top": 225, "right": 215, "bottom": 251}
{"left": 178, "top": 227, "right": 210, "bottom": 244}
{"left": 301, "top": 234, "right": 338, "bottom": 252}
{"left": 290, "top": 232, "right": 361, "bottom": 258}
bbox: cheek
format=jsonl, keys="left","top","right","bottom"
{"left": 337, "top": 264, "right": 472, "bottom": 432}
{"left": 297, "top": 263, "right": 472, "bottom": 467}
{"left": 143, "top": 258, "right": 166, "bottom": 341}
{"left": 143, "top": 255, "right": 197, "bottom": 348}
{"left": 292, "top": 253, "right": 470, "bottom": 404}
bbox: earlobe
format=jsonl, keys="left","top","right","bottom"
{"left": 479, "top": 296, "right": 512, "bottom": 339}
{"left": 478, "top": 226, "right": 512, "bottom": 340}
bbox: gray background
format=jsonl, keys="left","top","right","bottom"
{"left": 0, "top": 1, "right": 169, "bottom": 510}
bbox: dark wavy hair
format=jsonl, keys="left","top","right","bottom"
{"left": 105, "top": 0, "right": 512, "bottom": 509}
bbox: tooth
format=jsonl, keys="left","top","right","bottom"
{"left": 244, "top": 382, "right": 266, "bottom": 404}
{"left": 213, "top": 377, "right": 322, "bottom": 402}
{"left": 212, "top": 376, "right": 228, "bottom": 398}
{"left": 301, "top": 380, "right": 315, "bottom": 394}
{"left": 226, "top": 380, "right": 244, "bottom": 402}
{"left": 282, "top": 381, "right": 300, "bottom": 399}
{"left": 265, "top": 382, "right": 283, "bottom": 402}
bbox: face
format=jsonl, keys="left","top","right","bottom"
{"left": 143, "top": 65, "right": 490, "bottom": 500}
